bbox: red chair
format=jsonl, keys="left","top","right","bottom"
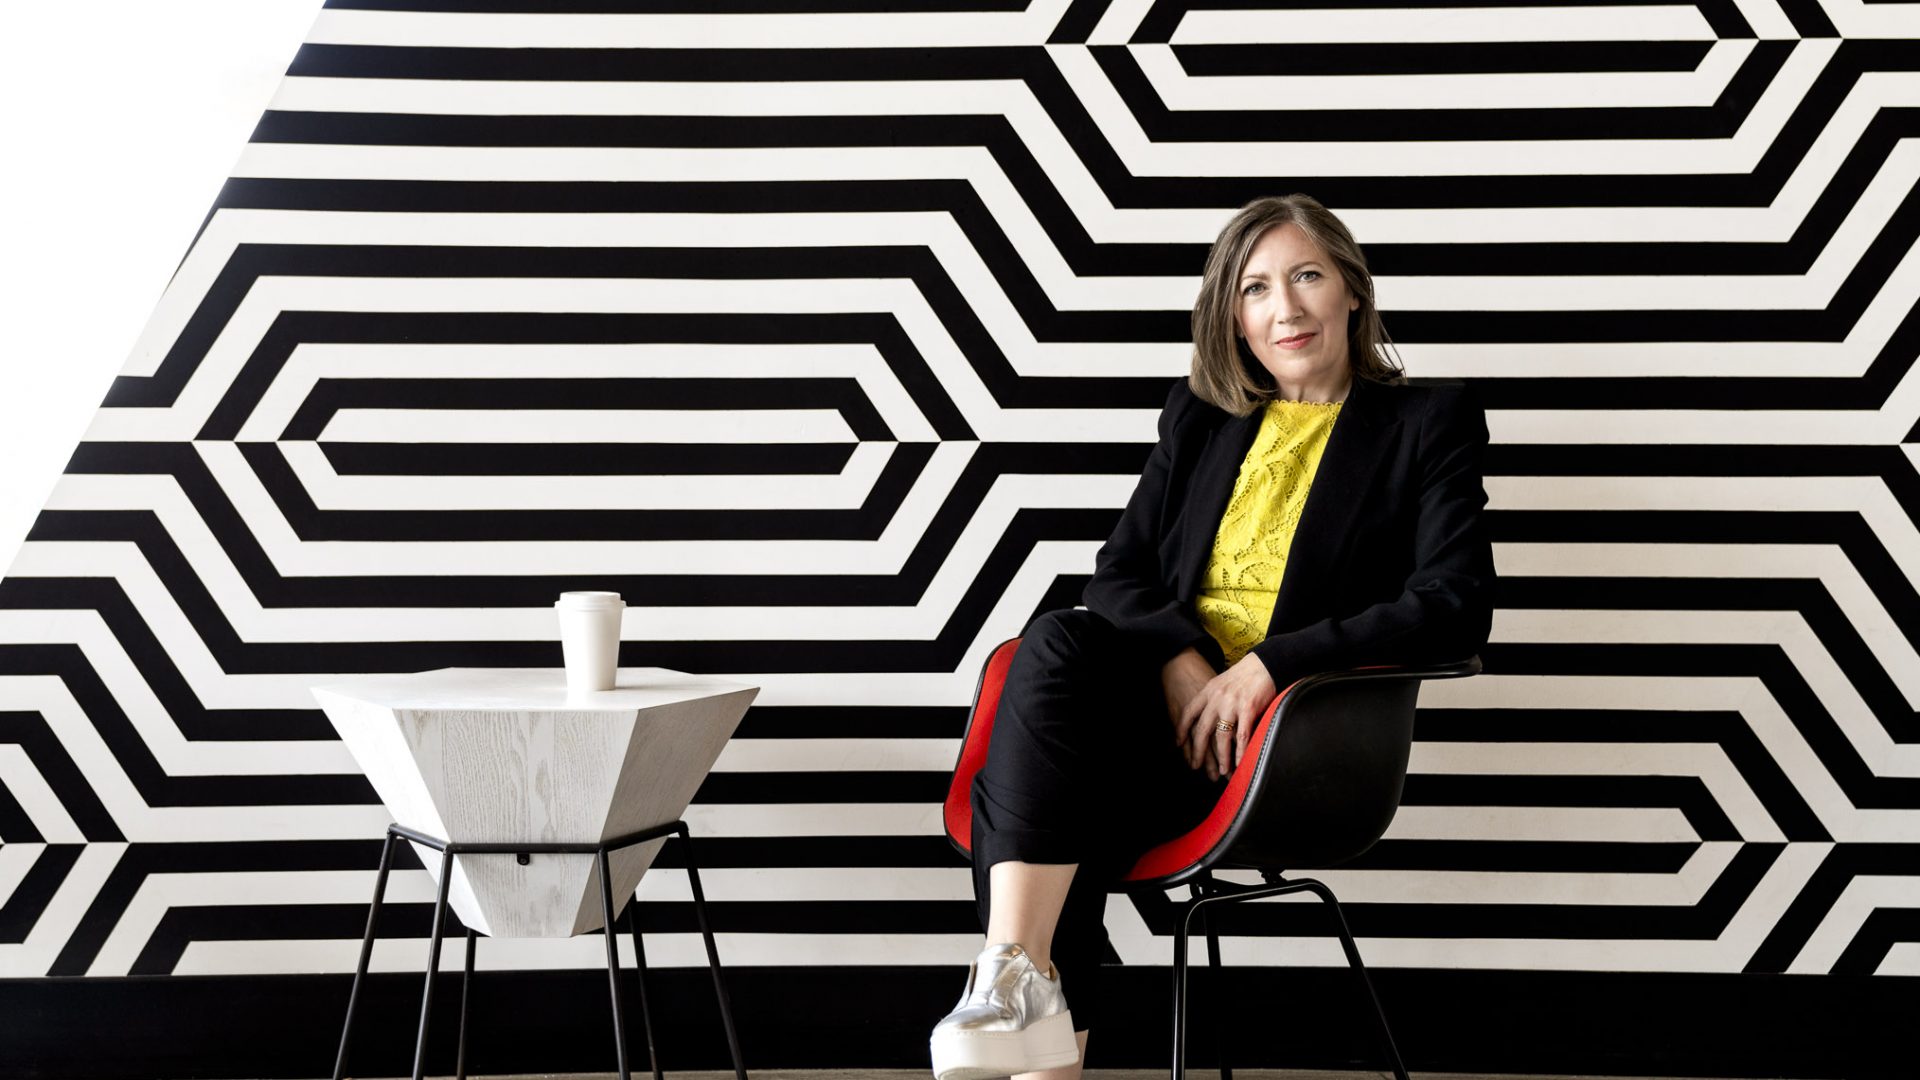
{"left": 944, "top": 635, "right": 1482, "bottom": 1080}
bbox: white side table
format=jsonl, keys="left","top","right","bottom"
{"left": 312, "top": 666, "right": 759, "bottom": 1080}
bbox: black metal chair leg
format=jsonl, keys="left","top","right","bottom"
{"left": 1172, "top": 895, "right": 1194, "bottom": 1080}
{"left": 1298, "top": 878, "right": 1409, "bottom": 1080}
{"left": 455, "top": 928, "right": 476, "bottom": 1080}
{"left": 597, "top": 849, "right": 633, "bottom": 1080}
{"left": 412, "top": 848, "right": 456, "bottom": 1080}
{"left": 333, "top": 829, "right": 398, "bottom": 1080}
{"left": 679, "top": 825, "right": 748, "bottom": 1079}
{"left": 1194, "top": 881, "right": 1232, "bottom": 1080}
{"left": 625, "top": 902, "right": 665, "bottom": 1080}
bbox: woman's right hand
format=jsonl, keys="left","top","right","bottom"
{"left": 1160, "top": 645, "right": 1217, "bottom": 737}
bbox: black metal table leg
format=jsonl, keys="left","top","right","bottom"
{"left": 598, "top": 849, "right": 633, "bottom": 1080}
{"left": 334, "top": 821, "right": 745, "bottom": 1080}
{"left": 625, "top": 902, "right": 665, "bottom": 1080}
{"left": 412, "top": 847, "right": 456, "bottom": 1080}
{"left": 455, "top": 928, "right": 476, "bottom": 1080}
{"left": 679, "top": 824, "right": 748, "bottom": 1079}
{"left": 333, "top": 829, "right": 398, "bottom": 1080}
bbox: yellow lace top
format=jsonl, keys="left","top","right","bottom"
{"left": 1195, "top": 398, "right": 1343, "bottom": 666}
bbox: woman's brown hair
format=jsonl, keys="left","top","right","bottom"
{"left": 1189, "top": 193, "right": 1406, "bottom": 417}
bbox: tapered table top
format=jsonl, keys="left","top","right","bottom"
{"left": 313, "top": 666, "right": 756, "bottom": 712}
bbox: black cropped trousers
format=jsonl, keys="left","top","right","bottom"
{"left": 968, "top": 606, "right": 1226, "bottom": 1036}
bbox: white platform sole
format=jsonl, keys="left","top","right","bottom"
{"left": 930, "top": 1009, "right": 1078, "bottom": 1080}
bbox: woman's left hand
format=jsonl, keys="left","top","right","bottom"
{"left": 1175, "top": 652, "right": 1279, "bottom": 781}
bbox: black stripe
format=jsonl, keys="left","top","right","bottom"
{"left": 1831, "top": 907, "right": 1920, "bottom": 975}
{"left": 233, "top": 437, "right": 934, "bottom": 539}
{"left": 320, "top": 442, "right": 859, "bottom": 476}
{"left": 1174, "top": 41, "right": 1714, "bottom": 76}
{"left": 1744, "top": 845, "right": 1920, "bottom": 972}
{"left": 4, "top": 966, "right": 1910, "bottom": 1076}
{"left": 0, "top": 712, "right": 125, "bottom": 841}
{"left": 0, "top": 845, "right": 83, "bottom": 945}
{"left": 1129, "top": 0, "right": 1757, "bottom": 42}
{"left": 1096, "top": 40, "right": 1793, "bottom": 141}
{"left": 278, "top": 376, "right": 895, "bottom": 441}
{"left": 323, "top": 0, "right": 1027, "bottom": 10}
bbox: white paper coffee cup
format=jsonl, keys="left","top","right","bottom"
{"left": 555, "top": 591, "right": 624, "bottom": 694}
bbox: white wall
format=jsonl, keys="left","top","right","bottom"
{"left": 0, "top": 1, "right": 318, "bottom": 575}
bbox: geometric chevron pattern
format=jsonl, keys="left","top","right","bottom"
{"left": 4, "top": 0, "right": 1920, "bottom": 1001}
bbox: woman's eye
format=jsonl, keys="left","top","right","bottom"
{"left": 1297, "top": 271, "right": 1319, "bottom": 282}
{"left": 1242, "top": 282, "right": 1263, "bottom": 295}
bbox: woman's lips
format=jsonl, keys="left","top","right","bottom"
{"left": 1275, "top": 333, "right": 1316, "bottom": 350}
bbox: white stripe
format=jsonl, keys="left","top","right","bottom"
{"left": 1494, "top": 542, "right": 1920, "bottom": 711}
{"left": 1137, "top": 39, "right": 1750, "bottom": 110}
{"left": 1410, "top": 742, "right": 1783, "bottom": 843}
{"left": 1051, "top": 40, "right": 1855, "bottom": 176}
{"left": 95, "top": 851, "right": 1769, "bottom": 977}
{"left": 14, "top": 523, "right": 1920, "bottom": 827}
{"left": 102, "top": 275, "right": 1172, "bottom": 439}
{"left": 1490, "top": 400, "right": 1920, "bottom": 444}
{"left": 1110, "top": 842, "right": 1829, "bottom": 972}
{"left": 1729, "top": 0, "right": 1805, "bottom": 38}
{"left": 1170, "top": 6, "right": 1714, "bottom": 44}
{"left": 279, "top": 440, "right": 895, "bottom": 512}
{"left": 1432, "top": 674, "right": 1920, "bottom": 843}
{"left": 0, "top": 745, "right": 84, "bottom": 843}
{"left": 173, "top": 932, "right": 991, "bottom": 974}
{"left": 315, "top": 407, "right": 858, "bottom": 445}
{"left": 1785, "top": 875, "right": 1920, "bottom": 974}
{"left": 304, "top": 3, "right": 1075, "bottom": 49}
{"left": 210, "top": 139, "right": 1920, "bottom": 307}
{"left": 12, "top": 533, "right": 1920, "bottom": 833}
{"left": 1085, "top": 0, "right": 1156, "bottom": 45}
{"left": 250, "top": 73, "right": 1884, "bottom": 243}
{"left": 93, "top": 265, "right": 1920, "bottom": 446}
{"left": 1823, "top": 0, "right": 1920, "bottom": 38}
{"left": 0, "top": 843, "right": 123, "bottom": 977}
{"left": 0, "top": 676, "right": 382, "bottom": 841}
{"left": 1206, "top": 841, "right": 1742, "bottom": 907}
{"left": 248, "top": 69, "right": 1909, "bottom": 276}
{"left": 89, "top": 868, "right": 448, "bottom": 977}
{"left": 714, "top": 739, "right": 960, "bottom": 773}
{"left": 1384, "top": 805, "right": 1696, "bottom": 843}
{"left": 121, "top": 202, "right": 1920, "bottom": 394}
{"left": 167, "top": 844, "right": 1828, "bottom": 974}
{"left": 0, "top": 845, "right": 46, "bottom": 909}
{"left": 238, "top": 342, "right": 942, "bottom": 444}
{"left": 1877, "top": 942, "right": 1920, "bottom": 976}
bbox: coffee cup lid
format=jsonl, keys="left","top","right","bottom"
{"left": 556, "top": 591, "right": 624, "bottom": 606}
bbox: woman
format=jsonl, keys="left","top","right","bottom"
{"left": 929, "top": 194, "right": 1497, "bottom": 1080}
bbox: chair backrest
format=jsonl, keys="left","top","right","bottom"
{"left": 1213, "top": 658, "right": 1479, "bottom": 871}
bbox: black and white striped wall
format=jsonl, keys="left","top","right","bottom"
{"left": 1, "top": 1, "right": 1915, "bottom": 1075}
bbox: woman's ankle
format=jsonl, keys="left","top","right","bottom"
{"left": 980, "top": 939, "right": 1052, "bottom": 975}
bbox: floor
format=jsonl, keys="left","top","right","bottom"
{"left": 434, "top": 1072, "right": 1746, "bottom": 1079}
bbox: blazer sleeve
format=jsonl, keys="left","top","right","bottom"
{"left": 1081, "top": 379, "right": 1224, "bottom": 668}
{"left": 1247, "top": 383, "right": 1497, "bottom": 689}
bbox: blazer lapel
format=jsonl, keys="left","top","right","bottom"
{"left": 1174, "top": 398, "right": 1265, "bottom": 599}
{"left": 1174, "top": 375, "right": 1402, "bottom": 634}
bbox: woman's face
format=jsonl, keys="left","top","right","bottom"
{"left": 1234, "top": 222, "right": 1361, "bottom": 400}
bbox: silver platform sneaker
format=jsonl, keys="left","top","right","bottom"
{"left": 929, "top": 942, "right": 1078, "bottom": 1080}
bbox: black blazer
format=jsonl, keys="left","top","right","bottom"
{"left": 1081, "top": 373, "right": 1497, "bottom": 691}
